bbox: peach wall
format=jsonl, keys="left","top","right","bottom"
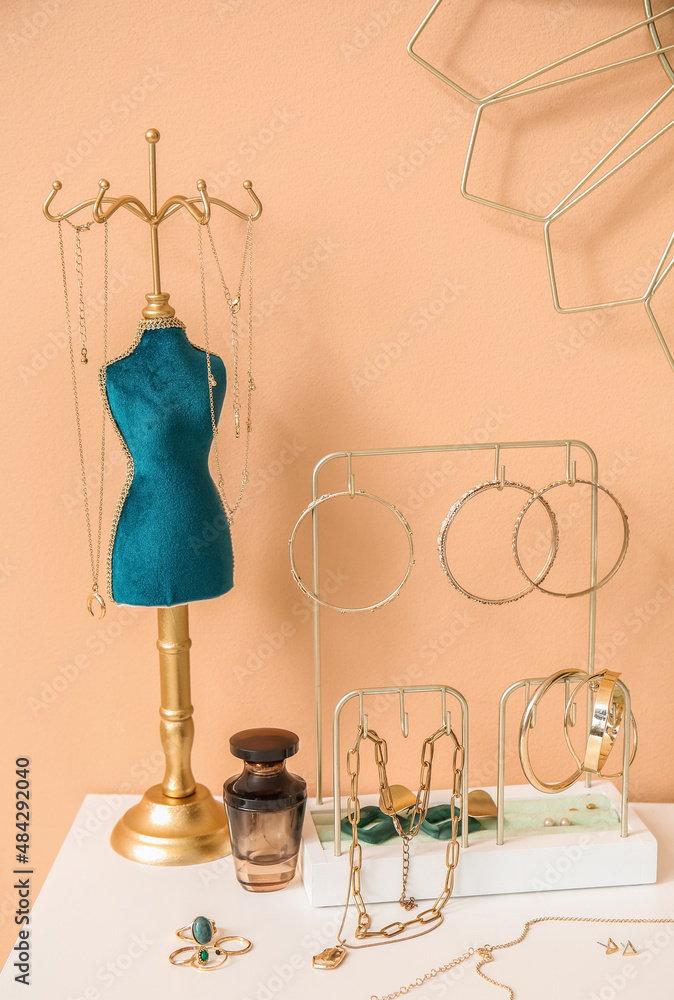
{"left": 2, "top": 0, "right": 674, "bottom": 964}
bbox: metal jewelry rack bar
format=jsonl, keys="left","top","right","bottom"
{"left": 497, "top": 676, "right": 633, "bottom": 843}
{"left": 332, "top": 685, "right": 469, "bottom": 857}
{"left": 311, "top": 440, "right": 599, "bottom": 805}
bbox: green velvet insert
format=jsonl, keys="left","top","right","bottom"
{"left": 104, "top": 325, "right": 233, "bottom": 607}
{"left": 316, "top": 793, "right": 619, "bottom": 847}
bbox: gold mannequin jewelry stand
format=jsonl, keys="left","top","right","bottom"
{"left": 44, "top": 129, "right": 263, "bottom": 865}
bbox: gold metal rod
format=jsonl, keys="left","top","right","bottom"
{"left": 146, "top": 129, "right": 162, "bottom": 297}
{"left": 644, "top": 0, "right": 674, "bottom": 82}
{"left": 157, "top": 605, "right": 196, "bottom": 798}
{"left": 408, "top": 0, "right": 674, "bottom": 104}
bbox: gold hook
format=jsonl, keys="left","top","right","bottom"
{"left": 441, "top": 689, "right": 452, "bottom": 734}
{"left": 93, "top": 179, "right": 152, "bottom": 224}
{"left": 358, "top": 690, "right": 369, "bottom": 738}
{"left": 400, "top": 690, "right": 410, "bottom": 738}
{"left": 565, "top": 443, "right": 577, "bottom": 487}
{"left": 524, "top": 682, "right": 536, "bottom": 728}
{"left": 565, "top": 678, "right": 577, "bottom": 726}
{"left": 493, "top": 445, "right": 505, "bottom": 490}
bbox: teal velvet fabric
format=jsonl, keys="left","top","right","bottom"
{"left": 104, "top": 324, "right": 233, "bottom": 607}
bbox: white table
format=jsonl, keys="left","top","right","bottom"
{"left": 2, "top": 795, "right": 673, "bottom": 999}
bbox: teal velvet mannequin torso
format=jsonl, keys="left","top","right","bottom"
{"left": 103, "top": 320, "right": 233, "bottom": 607}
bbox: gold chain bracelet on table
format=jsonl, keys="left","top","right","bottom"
{"left": 313, "top": 722, "right": 464, "bottom": 970}
{"left": 370, "top": 915, "right": 674, "bottom": 1000}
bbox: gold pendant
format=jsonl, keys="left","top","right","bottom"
{"left": 87, "top": 590, "right": 106, "bottom": 619}
{"left": 312, "top": 946, "right": 347, "bottom": 970}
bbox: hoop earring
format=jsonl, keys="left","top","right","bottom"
{"left": 289, "top": 489, "right": 414, "bottom": 613}
{"left": 438, "top": 480, "right": 558, "bottom": 605}
{"left": 563, "top": 671, "right": 638, "bottom": 778}
{"left": 519, "top": 668, "right": 588, "bottom": 793}
{"left": 512, "top": 479, "right": 629, "bottom": 598}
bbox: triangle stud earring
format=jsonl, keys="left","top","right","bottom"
{"left": 605, "top": 939, "right": 619, "bottom": 955}
{"left": 622, "top": 941, "right": 637, "bottom": 956}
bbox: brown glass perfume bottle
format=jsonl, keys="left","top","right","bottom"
{"left": 224, "top": 728, "right": 307, "bottom": 892}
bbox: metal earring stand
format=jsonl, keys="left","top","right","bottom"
{"left": 497, "top": 676, "right": 633, "bottom": 845}
{"left": 332, "top": 686, "right": 469, "bottom": 856}
{"left": 44, "top": 129, "right": 263, "bottom": 865}
{"left": 312, "top": 439, "right": 600, "bottom": 807}
{"left": 407, "top": 1, "right": 674, "bottom": 373}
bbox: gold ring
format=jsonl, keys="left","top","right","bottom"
{"left": 563, "top": 671, "right": 638, "bottom": 777}
{"left": 289, "top": 490, "right": 414, "bottom": 613}
{"left": 213, "top": 935, "right": 253, "bottom": 955}
{"left": 169, "top": 945, "right": 229, "bottom": 971}
{"left": 519, "top": 668, "right": 587, "bottom": 793}
{"left": 438, "top": 481, "right": 558, "bottom": 604}
{"left": 512, "top": 479, "right": 629, "bottom": 598}
{"left": 176, "top": 916, "right": 217, "bottom": 944}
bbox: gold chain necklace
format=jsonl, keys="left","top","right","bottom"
{"left": 314, "top": 723, "right": 464, "bottom": 970}
{"left": 197, "top": 217, "right": 254, "bottom": 525}
{"left": 57, "top": 217, "right": 109, "bottom": 619}
{"left": 372, "top": 915, "right": 674, "bottom": 1000}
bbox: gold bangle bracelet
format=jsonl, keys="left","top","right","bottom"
{"left": 519, "top": 668, "right": 588, "bottom": 793}
{"left": 438, "top": 480, "right": 558, "bottom": 605}
{"left": 512, "top": 479, "right": 629, "bottom": 598}
{"left": 564, "top": 671, "right": 638, "bottom": 778}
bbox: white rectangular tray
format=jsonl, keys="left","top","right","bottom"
{"left": 301, "top": 781, "right": 658, "bottom": 907}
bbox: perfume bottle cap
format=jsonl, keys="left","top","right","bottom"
{"left": 230, "top": 728, "right": 300, "bottom": 762}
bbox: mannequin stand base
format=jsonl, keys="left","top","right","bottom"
{"left": 110, "top": 783, "right": 231, "bottom": 866}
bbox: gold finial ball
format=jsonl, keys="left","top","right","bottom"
{"left": 197, "top": 179, "right": 207, "bottom": 191}
{"left": 99, "top": 178, "right": 110, "bottom": 190}
{"left": 243, "top": 180, "right": 252, "bottom": 189}
{"left": 53, "top": 180, "right": 62, "bottom": 191}
{"left": 145, "top": 128, "right": 160, "bottom": 144}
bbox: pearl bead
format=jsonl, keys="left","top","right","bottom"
{"left": 560, "top": 817, "right": 571, "bottom": 826}
{"left": 543, "top": 817, "right": 554, "bottom": 827}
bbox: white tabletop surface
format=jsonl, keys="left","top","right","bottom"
{"left": 2, "top": 794, "right": 673, "bottom": 999}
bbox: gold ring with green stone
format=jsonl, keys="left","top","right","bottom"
{"left": 176, "top": 916, "right": 218, "bottom": 946}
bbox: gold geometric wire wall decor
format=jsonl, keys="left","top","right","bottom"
{"left": 408, "top": 1, "right": 674, "bottom": 373}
